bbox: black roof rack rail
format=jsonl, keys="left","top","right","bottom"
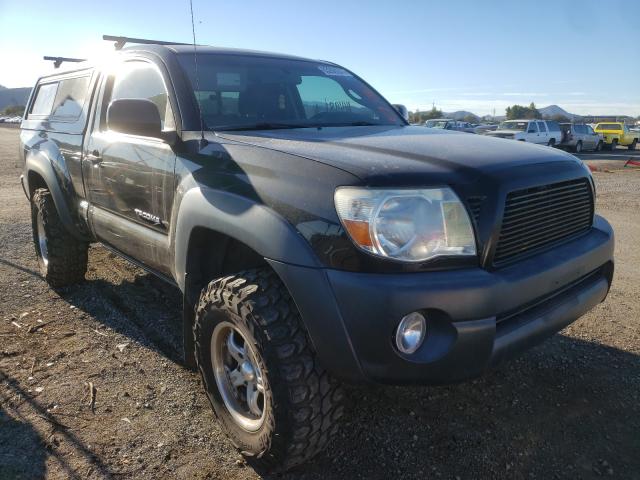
{"left": 103, "top": 34, "right": 190, "bottom": 50}
{"left": 43, "top": 56, "right": 87, "bottom": 69}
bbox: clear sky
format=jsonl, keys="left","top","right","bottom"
{"left": 1, "top": 0, "right": 638, "bottom": 116}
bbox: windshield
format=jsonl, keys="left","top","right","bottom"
{"left": 499, "top": 121, "right": 528, "bottom": 131}
{"left": 425, "top": 120, "right": 449, "bottom": 128}
{"left": 177, "top": 54, "right": 403, "bottom": 130}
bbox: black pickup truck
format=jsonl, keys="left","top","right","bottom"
{"left": 20, "top": 37, "right": 614, "bottom": 472}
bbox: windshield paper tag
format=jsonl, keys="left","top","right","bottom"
{"left": 318, "top": 65, "right": 352, "bottom": 77}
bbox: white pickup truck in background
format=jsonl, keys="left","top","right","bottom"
{"left": 484, "top": 119, "right": 562, "bottom": 146}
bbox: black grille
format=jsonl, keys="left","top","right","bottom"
{"left": 493, "top": 178, "right": 593, "bottom": 266}
{"left": 466, "top": 196, "right": 485, "bottom": 225}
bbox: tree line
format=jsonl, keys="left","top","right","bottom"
{"left": 410, "top": 102, "right": 574, "bottom": 124}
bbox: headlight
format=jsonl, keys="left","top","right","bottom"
{"left": 334, "top": 187, "right": 476, "bottom": 262}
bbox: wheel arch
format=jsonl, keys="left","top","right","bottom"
{"left": 174, "top": 186, "right": 325, "bottom": 369}
{"left": 23, "top": 152, "right": 87, "bottom": 240}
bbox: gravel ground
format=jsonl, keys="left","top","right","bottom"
{"left": 1, "top": 126, "right": 639, "bottom": 480}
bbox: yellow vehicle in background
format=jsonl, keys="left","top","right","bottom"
{"left": 594, "top": 122, "right": 638, "bottom": 150}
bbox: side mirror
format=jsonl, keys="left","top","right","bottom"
{"left": 392, "top": 104, "right": 409, "bottom": 122}
{"left": 107, "top": 99, "right": 162, "bottom": 138}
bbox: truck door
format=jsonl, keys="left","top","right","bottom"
{"left": 536, "top": 121, "right": 548, "bottom": 144}
{"left": 82, "top": 59, "right": 177, "bottom": 276}
{"left": 525, "top": 121, "right": 538, "bottom": 142}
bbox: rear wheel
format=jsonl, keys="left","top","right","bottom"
{"left": 31, "top": 188, "right": 88, "bottom": 287}
{"left": 609, "top": 139, "right": 618, "bottom": 151}
{"left": 595, "top": 141, "right": 603, "bottom": 152}
{"left": 547, "top": 138, "right": 556, "bottom": 147}
{"left": 628, "top": 139, "right": 637, "bottom": 150}
{"left": 574, "top": 141, "right": 582, "bottom": 153}
{"left": 194, "top": 269, "right": 344, "bottom": 473}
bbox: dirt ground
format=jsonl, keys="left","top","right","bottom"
{"left": 1, "top": 125, "right": 639, "bottom": 480}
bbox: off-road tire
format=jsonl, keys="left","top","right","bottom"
{"left": 628, "top": 139, "right": 637, "bottom": 151}
{"left": 31, "top": 188, "right": 88, "bottom": 287}
{"left": 193, "top": 268, "right": 344, "bottom": 473}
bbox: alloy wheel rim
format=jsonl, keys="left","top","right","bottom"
{"left": 36, "top": 214, "right": 49, "bottom": 267}
{"left": 211, "top": 322, "right": 266, "bottom": 431}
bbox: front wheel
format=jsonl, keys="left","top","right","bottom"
{"left": 609, "top": 139, "right": 618, "bottom": 151}
{"left": 31, "top": 188, "right": 88, "bottom": 287}
{"left": 628, "top": 139, "right": 637, "bottom": 150}
{"left": 193, "top": 269, "right": 344, "bottom": 473}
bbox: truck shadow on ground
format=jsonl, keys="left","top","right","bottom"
{"left": 0, "top": 371, "right": 114, "bottom": 480}
{"left": 0, "top": 404, "right": 47, "bottom": 480}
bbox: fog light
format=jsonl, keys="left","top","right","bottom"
{"left": 395, "top": 312, "right": 426, "bottom": 354}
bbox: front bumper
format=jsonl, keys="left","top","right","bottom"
{"left": 269, "top": 215, "right": 614, "bottom": 385}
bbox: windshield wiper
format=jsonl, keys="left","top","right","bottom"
{"left": 214, "top": 122, "right": 310, "bottom": 132}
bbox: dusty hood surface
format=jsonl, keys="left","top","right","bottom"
{"left": 216, "top": 125, "right": 582, "bottom": 184}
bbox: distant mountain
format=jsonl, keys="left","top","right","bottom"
{"left": 538, "top": 105, "right": 579, "bottom": 120}
{"left": 443, "top": 110, "right": 478, "bottom": 121}
{"left": 0, "top": 87, "right": 31, "bottom": 111}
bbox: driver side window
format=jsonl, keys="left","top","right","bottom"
{"left": 106, "top": 61, "right": 175, "bottom": 131}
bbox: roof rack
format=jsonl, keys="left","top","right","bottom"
{"left": 43, "top": 56, "right": 87, "bottom": 69}
{"left": 103, "top": 34, "right": 190, "bottom": 50}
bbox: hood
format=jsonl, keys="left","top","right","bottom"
{"left": 215, "top": 125, "right": 583, "bottom": 185}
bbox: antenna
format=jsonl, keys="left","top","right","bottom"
{"left": 43, "top": 56, "right": 87, "bottom": 69}
{"left": 189, "top": 0, "right": 207, "bottom": 147}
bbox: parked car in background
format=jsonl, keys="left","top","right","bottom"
{"left": 456, "top": 121, "right": 477, "bottom": 133}
{"left": 424, "top": 118, "right": 457, "bottom": 129}
{"left": 424, "top": 119, "right": 476, "bottom": 133}
{"left": 594, "top": 122, "right": 638, "bottom": 150}
{"left": 474, "top": 123, "right": 499, "bottom": 134}
{"left": 484, "top": 119, "right": 562, "bottom": 146}
{"left": 558, "top": 123, "right": 603, "bottom": 153}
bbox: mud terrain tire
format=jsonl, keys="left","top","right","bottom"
{"left": 31, "top": 188, "right": 88, "bottom": 287}
{"left": 193, "top": 268, "right": 344, "bottom": 473}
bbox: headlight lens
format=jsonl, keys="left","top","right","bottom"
{"left": 334, "top": 187, "right": 476, "bottom": 262}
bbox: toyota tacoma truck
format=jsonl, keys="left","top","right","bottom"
{"left": 20, "top": 37, "right": 614, "bottom": 473}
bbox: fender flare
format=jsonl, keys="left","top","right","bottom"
{"left": 24, "top": 152, "right": 87, "bottom": 240}
{"left": 173, "top": 186, "right": 364, "bottom": 378}
{"left": 173, "top": 186, "right": 321, "bottom": 292}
